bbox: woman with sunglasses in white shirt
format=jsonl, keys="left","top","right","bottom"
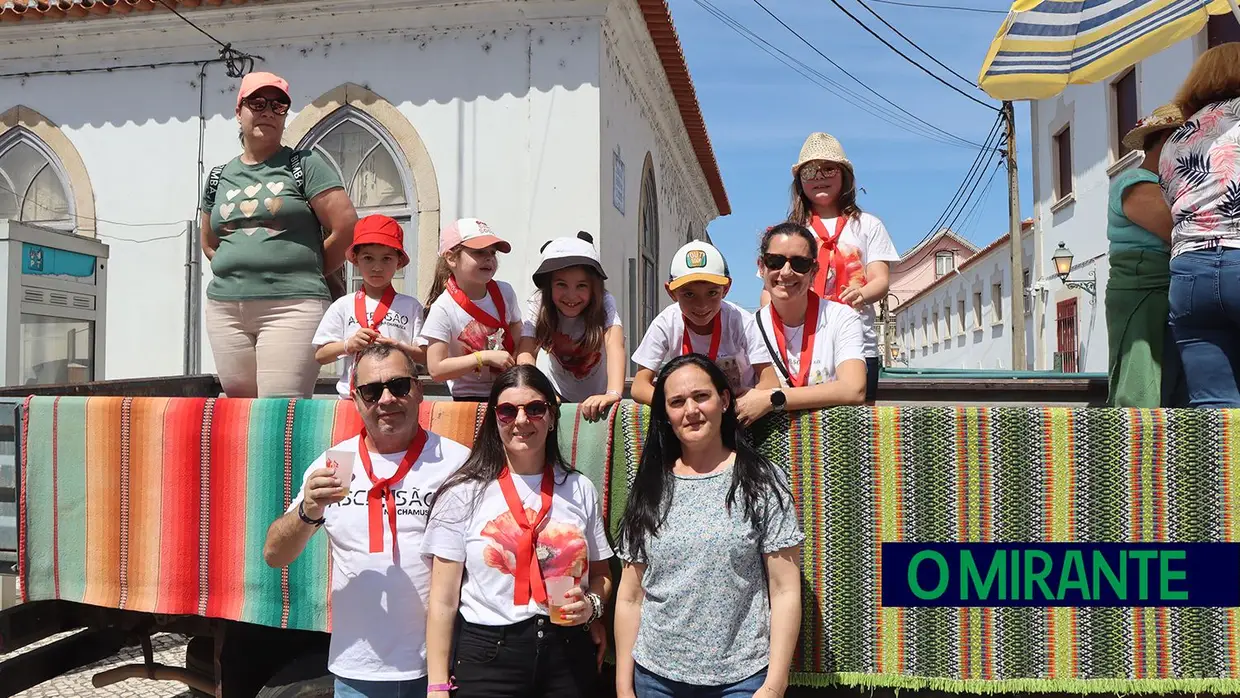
{"left": 423, "top": 365, "right": 614, "bottom": 698}
{"left": 738, "top": 222, "right": 867, "bottom": 426}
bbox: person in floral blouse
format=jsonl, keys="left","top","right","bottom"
{"left": 1161, "top": 43, "right": 1240, "bottom": 407}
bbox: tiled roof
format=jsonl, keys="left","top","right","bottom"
{"left": 896, "top": 219, "right": 1034, "bottom": 311}
{"left": 0, "top": 0, "right": 731, "bottom": 216}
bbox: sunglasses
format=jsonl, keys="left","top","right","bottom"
{"left": 241, "top": 96, "right": 291, "bottom": 116}
{"left": 355, "top": 376, "right": 414, "bottom": 403}
{"left": 762, "top": 253, "right": 816, "bottom": 274}
{"left": 495, "top": 400, "right": 550, "bottom": 424}
{"left": 798, "top": 162, "right": 842, "bottom": 180}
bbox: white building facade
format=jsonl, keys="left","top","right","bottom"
{"left": 0, "top": 0, "right": 727, "bottom": 386}
{"left": 1026, "top": 17, "right": 1237, "bottom": 374}
{"left": 893, "top": 225, "right": 1036, "bottom": 371}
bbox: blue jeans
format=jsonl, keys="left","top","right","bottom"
{"left": 333, "top": 675, "right": 428, "bottom": 697}
{"left": 633, "top": 663, "right": 768, "bottom": 698}
{"left": 1169, "top": 248, "right": 1240, "bottom": 407}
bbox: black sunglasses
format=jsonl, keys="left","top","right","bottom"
{"left": 762, "top": 253, "right": 815, "bottom": 274}
{"left": 495, "top": 400, "right": 550, "bottom": 424}
{"left": 355, "top": 376, "right": 415, "bottom": 403}
{"left": 241, "top": 96, "right": 291, "bottom": 116}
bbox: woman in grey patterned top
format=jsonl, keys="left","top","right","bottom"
{"left": 613, "top": 354, "right": 804, "bottom": 698}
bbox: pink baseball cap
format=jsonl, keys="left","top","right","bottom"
{"left": 439, "top": 218, "right": 512, "bottom": 256}
{"left": 237, "top": 71, "right": 290, "bottom": 109}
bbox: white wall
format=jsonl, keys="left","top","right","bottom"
{"left": 1028, "top": 32, "right": 1205, "bottom": 372}
{"left": 0, "top": 1, "right": 605, "bottom": 380}
{"left": 896, "top": 232, "right": 1036, "bottom": 371}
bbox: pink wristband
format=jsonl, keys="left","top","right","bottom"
{"left": 428, "top": 680, "right": 457, "bottom": 692}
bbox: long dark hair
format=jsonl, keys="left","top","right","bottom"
{"left": 430, "top": 365, "right": 575, "bottom": 518}
{"left": 422, "top": 251, "right": 457, "bottom": 322}
{"left": 533, "top": 265, "right": 607, "bottom": 358}
{"left": 616, "top": 354, "right": 791, "bottom": 562}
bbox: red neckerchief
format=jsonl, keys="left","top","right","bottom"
{"left": 681, "top": 313, "right": 722, "bottom": 361}
{"left": 770, "top": 292, "right": 820, "bottom": 388}
{"left": 808, "top": 214, "right": 849, "bottom": 302}
{"left": 354, "top": 286, "right": 397, "bottom": 334}
{"left": 446, "top": 276, "right": 514, "bottom": 353}
{"left": 357, "top": 427, "right": 428, "bottom": 555}
{"left": 497, "top": 465, "right": 555, "bottom": 605}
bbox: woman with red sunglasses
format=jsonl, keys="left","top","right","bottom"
{"left": 423, "top": 365, "right": 613, "bottom": 698}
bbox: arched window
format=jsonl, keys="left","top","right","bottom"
{"left": 0, "top": 131, "right": 73, "bottom": 230}
{"left": 301, "top": 109, "right": 416, "bottom": 295}
{"left": 638, "top": 156, "right": 659, "bottom": 334}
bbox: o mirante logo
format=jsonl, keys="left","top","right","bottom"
{"left": 881, "top": 543, "right": 1240, "bottom": 607}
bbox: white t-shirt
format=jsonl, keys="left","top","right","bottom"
{"left": 287, "top": 431, "right": 469, "bottom": 682}
{"left": 813, "top": 212, "right": 899, "bottom": 358}
{"left": 422, "top": 469, "right": 614, "bottom": 626}
{"left": 417, "top": 280, "right": 521, "bottom": 398}
{"left": 313, "top": 292, "right": 425, "bottom": 399}
{"left": 632, "top": 300, "right": 772, "bottom": 394}
{"left": 755, "top": 299, "right": 865, "bottom": 387}
{"left": 520, "top": 291, "right": 623, "bottom": 402}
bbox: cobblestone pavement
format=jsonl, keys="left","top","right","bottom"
{"left": 4, "top": 631, "right": 196, "bottom": 697}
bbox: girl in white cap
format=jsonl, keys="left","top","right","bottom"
{"left": 418, "top": 218, "right": 522, "bottom": 401}
{"left": 780, "top": 132, "right": 899, "bottom": 403}
{"left": 631, "top": 240, "right": 776, "bottom": 409}
{"left": 517, "top": 232, "right": 626, "bottom": 420}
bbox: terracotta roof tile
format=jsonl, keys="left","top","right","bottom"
{"left": 0, "top": 0, "right": 731, "bottom": 216}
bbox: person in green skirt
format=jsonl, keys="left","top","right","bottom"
{"left": 1106, "top": 104, "right": 1186, "bottom": 407}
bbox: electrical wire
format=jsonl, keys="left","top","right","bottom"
{"left": 153, "top": 0, "right": 255, "bottom": 78}
{"left": 868, "top": 0, "right": 1008, "bottom": 14}
{"left": 924, "top": 112, "right": 1005, "bottom": 239}
{"left": 807, "top": 0, "right": 1000, "bottom": 111}
{"left": 947, "top": 159, "right": 1003, "bottom": 242}
{"left": 853, "top": 0, "right": 981, "bottom": 90}
{"left": 957, "top": 161, "right": 1003, "bottom": 241}
{"left": 693, "top": 0, "right": 985, "bottom": 149}
{"left": 0, "top": 181, "right": 191, "bottom": 236}
{"left": 0, "top": 57, "right": 221, "bottom": 80}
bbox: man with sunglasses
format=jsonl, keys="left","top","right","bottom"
{"left": 263, "top": 342, "right": 469, "bottom": 698}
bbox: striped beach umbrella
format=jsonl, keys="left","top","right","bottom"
{"left": 978, "top": 0, "right": 1240, "bottom": 101}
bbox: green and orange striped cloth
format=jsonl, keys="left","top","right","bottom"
{"left": 19, "top": 396, "right": 613, "bottom": 634}
{"left": 605, "top": 403, "right": 1240, "bottom": 694}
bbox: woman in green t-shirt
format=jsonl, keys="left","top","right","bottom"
{"left": 199, "top": 71, "right": 358, "bottom": 398}
{"left": 1105, "top": 104, "right": 1184, "bottom": 408}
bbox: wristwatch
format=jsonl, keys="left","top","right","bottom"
{"left": 769, "top": 389, "right": 787, "bottom": 413}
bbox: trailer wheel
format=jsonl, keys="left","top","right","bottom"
{"left": 254, "top": 652, "right": 333, "bottom": 698}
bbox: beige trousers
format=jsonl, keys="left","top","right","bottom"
{"left": 205, "top": 297, "right": 330, "bottom": 398}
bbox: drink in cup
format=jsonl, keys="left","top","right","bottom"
{"left": 325, "top": 449, "right": 356, "bottom": 496}
{"left": 544, "top": 576, "right": 577, "bottom": 625}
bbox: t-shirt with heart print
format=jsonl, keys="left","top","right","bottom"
{"left": 200, "top": 147, "right": 343, "bottom": 301}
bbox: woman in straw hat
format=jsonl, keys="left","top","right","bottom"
{"left": 776, "top": 132, "right": 899, "bottom": 403}
{"left": 1105, "top": 104, "right": 1185, "bottom": 408}
{"left": 1161, "top": 43, "right": 1240, "bottom": 407}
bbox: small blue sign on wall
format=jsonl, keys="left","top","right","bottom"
{"left": 22, "top": 243, "right": 96, "bottom": 283}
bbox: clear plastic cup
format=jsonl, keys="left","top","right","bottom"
{"left": 544, "top": 575, "right": 577, "bottom": 625}
{"left": 325, "top": 449, "right": 356, "bottom": 496}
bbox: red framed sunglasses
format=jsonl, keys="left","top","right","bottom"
{"left": 495, "top": 400, "right": 550, "bottom": 424}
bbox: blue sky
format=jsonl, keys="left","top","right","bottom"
{"left": 669, "top": 0, "right": 1032, "bottom": 307}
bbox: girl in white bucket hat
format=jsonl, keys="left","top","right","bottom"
{"left": 516, "top": 231, "right": 627, "bottom": 419}
{"left": 778, "top": 132, "right": 899, "bottom": 403}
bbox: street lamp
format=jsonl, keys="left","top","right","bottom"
{"left": 889, "top": 342, "right": 902, "bottom": 364}
{"left": 1051, "top": 242, "right": 1097, "bottom": 304}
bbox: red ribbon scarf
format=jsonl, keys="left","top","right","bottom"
{"left": 808, "top": 214, "right": 849, "bottom": 302}
{"left": 681, "top": 314, "right": 722, "bottom": 361}
{"left": 354, "top": 285, "right": 397, "bottom": 334}
{"left": 769, "top": 292, "right": 820, "bottom": 388}
{"left": 497, "top": 465, "right": 555, "bottom": 605}
{"left": 357, "top": 427, "right": 428, "bottom": 555}
{"left": 446, "top": 276, "right": 515, "bottom": 353}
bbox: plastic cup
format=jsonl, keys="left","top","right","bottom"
{"left": 544, "top": 576, "right": 577, "bottom": 625}
{"left": 325, "top": 449, "right": 355, "bottom": 496}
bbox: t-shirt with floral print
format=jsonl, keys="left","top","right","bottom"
{"left": 618, "top": 463, "right": 804, "bottom": 685}
{"left": 1159, "top": 97, "right": 1240, "bottom": 258}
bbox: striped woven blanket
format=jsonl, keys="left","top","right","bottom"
{"left": 18, "top": 396, "right": 612, "bottom": 634}
{"left": 21, "top": 398, "right": 1240, "bottom": 692}
{"left": 605, "top": 404, "right": 1240, "bottom": 694}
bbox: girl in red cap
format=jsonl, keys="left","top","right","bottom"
{"left": 313, "top": 214, "right": 426, "bottom": 398}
